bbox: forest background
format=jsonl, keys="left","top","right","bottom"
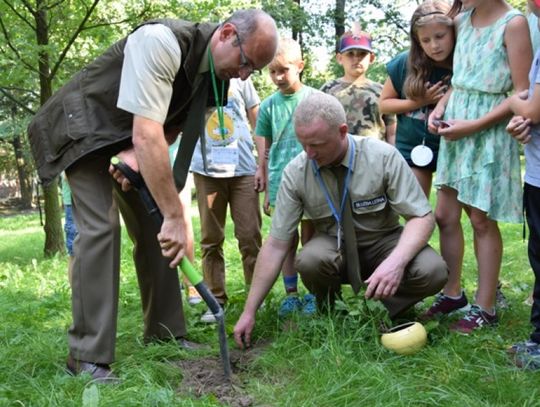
{"left": 0, "top": 0, "right": 527, "bottom": 256}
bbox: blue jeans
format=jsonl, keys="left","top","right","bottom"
{"left": 64, "top": 204, "right": 78, "bottom": 256}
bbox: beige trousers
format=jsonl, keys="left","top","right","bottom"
{"left": 66, "top": 151, "right": 186, "bottom": 364}
{"left": 295, "top": 230, "right": 448, "bottom": 318}
{"left": 193, "top": 173, "right": 261, "bottom": 304}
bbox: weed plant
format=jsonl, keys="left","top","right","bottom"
{"left": 0, "top": 202, "right": 539, "bottom": 406}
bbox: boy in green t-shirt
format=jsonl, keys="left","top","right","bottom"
{"left": 321, "top": 28, "right": 396, "bottom": 143}
{"left": 255, "top": 37, "right": 318, "bottom": 317}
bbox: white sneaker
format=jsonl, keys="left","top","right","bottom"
{"left": 200, "top": 309, "right": 217, "bottom": 323}
{"left": 187, "top": 286, "right": 202, "bottom": 306}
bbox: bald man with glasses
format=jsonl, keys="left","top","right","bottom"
{"left": 28, "top": 9, "right": 278, "bottom": 382}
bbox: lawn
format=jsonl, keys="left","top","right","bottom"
{"left": 0, "top": 201, "right": 538, "bottom": 406}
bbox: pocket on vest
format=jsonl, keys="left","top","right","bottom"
{"left": 44, "top": 93, "right": 90, "bottom": 162}
{"left": 63, "top": 94, "right": 89, "bottom": 141}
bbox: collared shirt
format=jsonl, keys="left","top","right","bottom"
{"left": 270, "top": 136, "right": 432, "bottom": 247}
{"left": 117, "top": 24, "right": 210, "bottom": 124}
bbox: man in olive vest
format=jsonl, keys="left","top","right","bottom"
{"left": 28, "top": 9, "right": 278, "bottom": 382}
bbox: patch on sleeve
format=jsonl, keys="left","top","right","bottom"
{"left": 353, "top": 195, "right": 387, "bottom": 209}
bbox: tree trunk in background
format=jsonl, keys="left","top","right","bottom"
{"left": 35, "top": 0, "right": 65, "bottom": 256}
{"left": 292, "top": 0, "right": 301, "bottom": 44}
{"left": 334, "top": 0, "right": 346, "bottom": 51}
{"left": 42, "top": 180, "right": 65, "bottom": 256}
{"left": 11, "top": 134, "right": 33, "bottom": 209}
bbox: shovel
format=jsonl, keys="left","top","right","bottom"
{"left": 111, "top": 157, "right": 232, "bottom": 379}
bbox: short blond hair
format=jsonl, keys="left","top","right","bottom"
{"left": 274, "top": 37, "right": 302, "bottom": 63}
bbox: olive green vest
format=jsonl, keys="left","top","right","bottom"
{"left": 28, "top": 19, "right": 220, "bottom": 185}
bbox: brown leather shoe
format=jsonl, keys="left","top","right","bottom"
{"left": 66, "top": 355, "right": 119, "bottom": 383}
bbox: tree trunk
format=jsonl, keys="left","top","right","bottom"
{"left": 42, "top": 180, "right": 65, "bottom": 256}
{"left": 35, "top": 0, "right": 64, "bottom": 256}
{"left": 292, "top": 0, "right": 301, "bottom": 42}
{"left": 11, "top": 134, "right": 33, "bottom": 209}
{"left": 334, "top": 0, "right": 346, "bottom": 51}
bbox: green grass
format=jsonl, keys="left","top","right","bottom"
{"left": 0, "top": 202, "right": 539, "bottom": 406}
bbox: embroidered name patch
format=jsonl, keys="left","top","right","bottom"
{"left": 353, "top": 195, "right": 386, "bottom": 209}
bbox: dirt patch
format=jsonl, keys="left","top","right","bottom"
{"left": 177, "top": 341, "right": 269, "bottom": 407}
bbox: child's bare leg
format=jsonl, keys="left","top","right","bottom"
{"left": 435, "top": 187, "right": 464, "bottom": 297}
{"left": 468, "top": 207, "right": 502, "bottom": 312}
{"left": 282, "top": 230, "right": 300, "bottom": 293}
{"left": 411, "top": 167, "right": 433, "bottom": 199}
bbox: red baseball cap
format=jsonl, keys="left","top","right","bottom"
{"left": 338, "top": 32, "right": 373, "bottom": 53}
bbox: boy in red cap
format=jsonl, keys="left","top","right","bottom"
{"left": 321, "top": 27, "right": 396, "bottom": 143}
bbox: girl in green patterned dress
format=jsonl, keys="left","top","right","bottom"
{"left": 380, "top": 0, "right": 454, "bottom": 197}
{"left": 421, "top": 0, "right": 532, "bottom": 333}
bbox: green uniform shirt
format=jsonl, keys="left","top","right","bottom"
{"left": 270, "top": 136, "right": 431, "bottom": 247}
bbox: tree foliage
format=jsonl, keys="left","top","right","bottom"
{"left": 0, "top": 0, "right": 163, "bottom": 255}
{"left": 0, "top": 0, "right": 531, "bottom": 253}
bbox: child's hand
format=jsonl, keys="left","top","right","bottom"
{"left": 437, "top": 119, "right": 479, "bottom": 140}
{"left": 109, "top": 148, "right": 138, "bottom": 192}
{"left": 427, "top": 108, "right": 445, "bottom": 134}
{"left": 506, "top": 115, "right": 532, "bottom": 144}
{"left": 423, "top": 81, "right": 448, "bottom": 106}
{"left": 517, "top": 89, "right": 529, "bottom": 100}
{"left": 254, "top": 166, "right": 266, "bottom": 192}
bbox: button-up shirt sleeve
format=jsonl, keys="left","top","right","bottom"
{"left": 117, "top": 24, "right": 181, "bottom": 124}
{"left": 269, "top": 156, "right": 305, "bottom": 241}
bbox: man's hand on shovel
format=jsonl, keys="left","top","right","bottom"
{"left": 110, "top": 155, "right": 186, "bottom": 267}
{"left": 109, "top": 148, "right": 138, "bottom": 192}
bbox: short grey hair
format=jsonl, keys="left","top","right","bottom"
{"left": 294, "top": 92, "right": 346, "bottom": 130}
{"left": 224, "top": 9, "right": 277, "bottom": 43}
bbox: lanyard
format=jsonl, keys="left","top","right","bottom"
{"left": 312, "top": 136, "right": 355, "bottom": 247}
{"left": 208, "top": 48, "right": 226, "bottom": 140}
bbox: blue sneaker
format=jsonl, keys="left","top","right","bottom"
{"left": 278, "top": 295, "right": 303, "bottom": 318}
{"left": 507, "top": 340, "right": 539, "bottom": 355}
{"left": 302, "top": 293, "right": 317, "bottom": 316}
{"left": 512, "top": 341, "right": 540, "bottom": 370}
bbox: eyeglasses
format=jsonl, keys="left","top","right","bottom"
{"left": 236, "top": 33, "right": 261, "bottom": 75}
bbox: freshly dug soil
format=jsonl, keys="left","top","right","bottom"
{"left": 177, "top": 341, "right": 268, "bottom": 407}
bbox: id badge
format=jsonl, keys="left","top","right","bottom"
{"left": 211, "top": 145, "right": 239, "bottom": 165}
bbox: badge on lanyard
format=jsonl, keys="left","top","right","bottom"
{"left": 411, "top": 138, "right": 433, "bottom": 167}
{"left": 312, "top": 136, "right": 355, "bottom": 253}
